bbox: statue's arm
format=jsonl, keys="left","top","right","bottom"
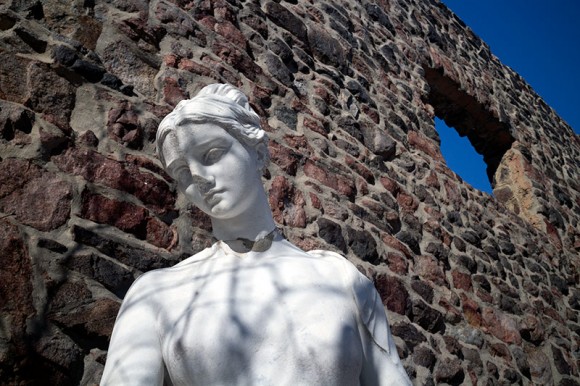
{"left": 101, "top": 274, "right": 165, "bottom": 386}
{"left": 351, "top": 268, "right": 412, "bottom": 386}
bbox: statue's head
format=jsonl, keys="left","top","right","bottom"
{"left": 156, "top": 83, "right": 269, "bottom": 170}
{"left": 156, "top": 84, "right": 270, "bottom": 219}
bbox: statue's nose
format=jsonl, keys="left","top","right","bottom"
{"left": 190, "top": 173, "right": 213, "bottom": 193}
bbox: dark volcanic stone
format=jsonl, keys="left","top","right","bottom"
{"left": 391, "top": 321, "right": 426, "bottom": 350}
{"left": 66, "top": 252, "right": 135, "bottom": 298}
{"left": 411, "top": 299, "right": 445, "bottom": 334}
{"left": 345, "top": 226, "right": 378, "bottom": 263}
{"left": 72, "top": 225, "right": 175, "bottom": 272}
{"left": 264, "top": 2, "right": 307, "bottom": 42}
{"left": 434, "top": 358, "right": 465, "bottom": 385}
{"left": 396, "top": 230, "right": 421, "bottom": 255}
{"left": 71, "top": 59, "right": 105, "bottom": 82}
{"left": 411, "top": 280, "right": 434, "bottom": 303}
{"left": 413, "top": 346, "right": 436, "bottom": 370}
{"left": 307, "top": 23, "right": 348, "bottom": 72}
{"left": 551, "top": 345, "right": 571, "bottom": 375}
{"left": 317, "top": 217, "right": 346, "bottom": 252}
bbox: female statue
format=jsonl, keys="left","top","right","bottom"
{"left": 101, "top": 84, "right": 411, "bottom": 385}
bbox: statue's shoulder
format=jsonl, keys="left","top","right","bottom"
{"left": 305, "top": 249, "right": 369, "bottom": 284}
{"left": 126, "top": 245, "right": 218, "bottom": 290}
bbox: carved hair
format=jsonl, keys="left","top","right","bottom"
{"left": 156, "top": 84, "right": 269, "bottom": 169}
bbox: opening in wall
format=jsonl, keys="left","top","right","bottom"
{"left": 423, "top": 66, "right": 515, "bottom": 192}
{"left": 435, "top": 117, "right": 492, "bottom": 193}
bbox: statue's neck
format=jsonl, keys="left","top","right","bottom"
{"left": 210, "top": 190, "right": 277, "bottom": 242}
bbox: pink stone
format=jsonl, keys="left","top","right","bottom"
{"left": 374, "top": 274, "right": 409, "bottom": 315}
{"left": 451, "top": 270, "right": 473, "bottom": 292}
{"left": 0, "top": 161, "right": 71, "bottom": 231}
{"left": 481, "top": 307, "right": 522, "bottom": 345}
{"left": 408, "top": 131, "right": 443, "bottom": 161}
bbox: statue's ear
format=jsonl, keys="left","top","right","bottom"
{"left": 254, "top": 142, "right": 268, "bottom": 171}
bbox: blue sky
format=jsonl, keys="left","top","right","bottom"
{"left": 435, "top": 1, "right": 580, "bottom": 193}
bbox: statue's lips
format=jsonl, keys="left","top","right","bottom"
{"left": 204, "top": 188, "right": 224, "bottom": 203}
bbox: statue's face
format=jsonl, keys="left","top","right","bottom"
{"left": 162, "top": 122, "right": 263, "bottom": 219}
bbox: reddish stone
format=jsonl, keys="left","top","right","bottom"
{"left": 268, "top": 175, "right": 306, "bottom": 228}
{"left": 460, "top": 294, "right": 482, "bottom": 327}
{"left": 425, "top": 170, "right": 440, "bottom": 189}
{"left": 397, "top": 190, "right": 419, "bottom": 212}
{"left": 288, "top": 234, "right": 324, "bottom": 252}
{"left": 125, "top": 154, "right": 170, "bottom": 180}
{"left": 53, "top": 147, "right": 175, "bottom": 215}
{"left": 423, "top": 218, "right": 442, "bottom": 239}
{"left": 0, "top": 219, "right": 34, "bottom": 375}
{"left": 77, "top": 130, "right": 99, "bottom": 149}
{"left": 164, "top": 54, "right": 178, "bottom": 67}
{"left": 438, "top": 297, "right": 462, "bottom": 324}
{"left": 107, "top": 101, "right": 143, "bottom": 148}
{"left": 408, "top": 130, "right": 443, "bottom": 161}
{"left": 146, "top": 218, "right": 177, "bottom": 249}
{"left": 489, "top": 343, "right": 512, "bottom": 361}
{"left": 415, "top": 254, "right": 446, "bottom": 286}
{"left": 374, "top": 274, "right": 410, "bottom": 316}
{"left": 528, "top": 349, "right": 553, "bottom": 385}
{"left": 283, "top": 134, "right": 310, "bottom": 152}
{"left": 198, "top": 15, "right": 217, "bottom": 30}
{"left": 211, "top": 41, "right": 261, "bottom": 81}
{"left": 303, "top": 116, "right": 328, "bottom": 136}
{"left": 309, "top": 192, "right": 322, "bottom": 210}
{"left": 520, "top": 314, "right": 546, "bottom": 344}
{"left": 475, "top": 289, "right": 493, "bottom": 304}
{"left": 543, "top": 306, "right": 565, "bottom": 325}
{"left": 0, "top": 160, "right": 71, "bottom": 231}
{"left": 345, "top": 156, "right": 374, "bottom": 183}
{"left": 303, "top": 160, "right": 337, "bottom": 190}
{"left": 381, "top": 233, "right": 413, "bottom": 259}
{"left": 361, "top": 104, "right": 379, "bottom": 123}
{"left": 544, "top": 219, "right": 563, "bottom": 250}
{"left": 481, "top": 307, "right": 522, "bottom": 344}
{"left": 443, "top": 179, "right": 461, "bottom": 206}
{"left": 356, "top": 178, "right": 368, "bottom": 195}
{"left": 25, "top": 62, "right": 75, "bottom": 132}
{"left": 380, "top": 176, "right": 400, "bottom": 195}
{"left": 163, "top": 77, "right": 188, "bottom": 107}
{"left": 386, "top": 252, "right": 408, "bottom": 275}
{"left": 0, "top": 52, "right": 32, "bottom": 104}
{"left": 82, "top": 191, "right": 148, "bottom": 232}
{"left": 178, "top": 58, "right": 213, "bottom": 77}
{"left": 268, "top": 141, "right": 300, "bottom": 176}
{"left": 322, "top": 199, "right": 348, "bottom": 221}
{"left": 336, "top": 176, "right": 356, "bottom": 200}
{"left": 452, "top": 269, "right": 473, "bottom": 292}
{"left": 214, "top": 20, "right": 247, "bottom": 48}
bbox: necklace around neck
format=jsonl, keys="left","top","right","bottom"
{"left": 215, "top": 228, "right": 281, "bottom": 253}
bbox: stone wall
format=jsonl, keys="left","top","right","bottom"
{"left": 0, "top": 0, "right": 579, "bottom": 384}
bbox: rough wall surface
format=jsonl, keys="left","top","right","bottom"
{"left": 0, "top": 0, "right": 579, "bottom": 384}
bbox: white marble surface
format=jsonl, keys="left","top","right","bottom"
{"left": 101, "top": 84, "right": 411, "bottom": 385}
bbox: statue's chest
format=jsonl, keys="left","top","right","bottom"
{"left": 157, "top": 257, "right": 364, "bottom": 385}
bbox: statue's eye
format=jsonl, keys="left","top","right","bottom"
{"left": 204, "top": 148, "right": 225, "bottom": 164}
{"left": 172, "top": 165, "right": 190, "bottom": 182}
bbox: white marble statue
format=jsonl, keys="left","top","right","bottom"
{"left": 101, "top": 84, "right": 411, "bottom": 386}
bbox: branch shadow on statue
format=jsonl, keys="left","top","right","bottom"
{"left": 100, "top": 83, "right": 412, "bottom": 385}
